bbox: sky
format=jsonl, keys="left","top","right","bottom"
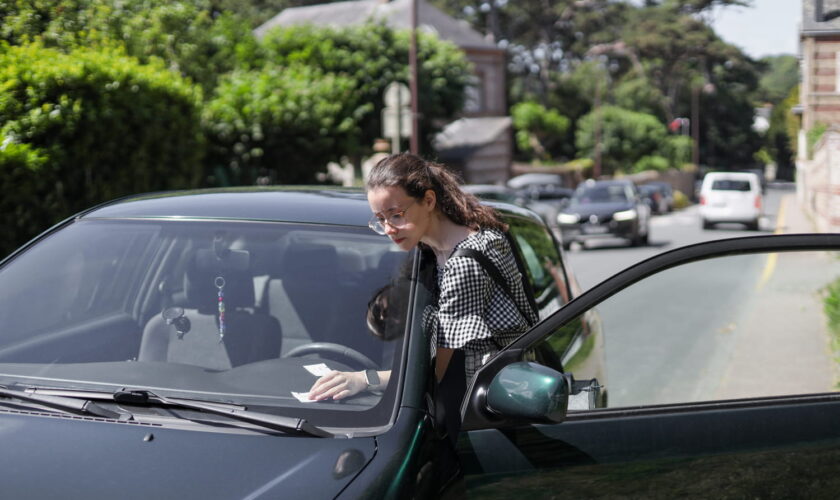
{"left": 708, "top": 0, "right": 802, "bottom": 59}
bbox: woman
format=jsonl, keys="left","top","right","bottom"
{"left": 308, "top": 153, "right": 538, "bottom": 401}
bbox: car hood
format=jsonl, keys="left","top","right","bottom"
{"left": 565, "top": 202, "right": 634, "bottom": 219}
{"left": 0, "top": 410, "right": 376, "bottom": 499}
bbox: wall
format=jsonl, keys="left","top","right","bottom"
{"left": 798, "top": 128, "right": 840, "bottom": 232}
{"left": 802, "top": 36, "right": 840, "bottom": 130}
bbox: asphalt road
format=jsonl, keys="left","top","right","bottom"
{"left": 566, "top": 183, "right": 795, "bottom": 291}
{"left": 564, "top": 183, "right": 840, "bottom": 408}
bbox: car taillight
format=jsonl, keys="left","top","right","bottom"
{"left": 700, "top": 195, "right": 706, "bottom": 205}
{"left": 755, "top": 196, "right": 762, "bottom": 210}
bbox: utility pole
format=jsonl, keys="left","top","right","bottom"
{"left": 593, "top": 77, "right": 602, "bottom": 179}
{"left": 692, "top": 84, "right": 700, "bottom": 168}
{"left": 409, "top": 0, "right": 419, "bottom": 155}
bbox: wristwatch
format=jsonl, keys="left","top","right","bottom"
{"left": 364, "top": 369, "right": 380, "bottom": 390}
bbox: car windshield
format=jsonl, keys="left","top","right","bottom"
{"left": 0, "top": 219, "right": 413, "bottom": 428}
{"left": 572, "top": 185, "right": 629, "bottom": 205}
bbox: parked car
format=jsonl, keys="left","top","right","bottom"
{"left": 699, "top": 171, "right": 763, "bottom": 230}
{"left": 461, "top": 184, "right": 524, "bottom": 205}
{"left": 463, "top": 183, "right": 569, "bottom": 248}
{"left": 0, "top": 187, "right": 603, "bottom": 498}
{"left": 506, "top": 172, "right": 565, "bottom": 190}
{"left": 638, "top": 181, "right": 674, "bottom": 214}
{"left": 556, "top": 179, "right": 651, "bottom": 249}
{"left": 518, "top": 184, "right": 574, "bottom": 208}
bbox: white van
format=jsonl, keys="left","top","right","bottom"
{"left": 699, "top": 172, "right": 763, "bottom": 230}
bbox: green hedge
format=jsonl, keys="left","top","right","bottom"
{"left": 204, "top": 64, "right": 362, "bottom": 185}
{"left": 0, "top": 43, "right": 204, "bottom": 256}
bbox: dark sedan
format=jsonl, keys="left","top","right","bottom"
{"left": 557, "top": 179, "right": 651, "bottom": 249}
{"left": 0, "top": 187, "right": 603, "bottom": 498}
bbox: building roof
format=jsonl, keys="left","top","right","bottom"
{"left": 802, "top": 0, "right": 840, "bottom": 35}
{"left": 433, "top": 116, "right": 511, "bottom": 160}
{"left": 254, "top": 0, "right": 499, "bottom": 51}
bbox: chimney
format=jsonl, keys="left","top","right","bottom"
{"left": 817, "top": 0, "right": 825, "bottom": 21}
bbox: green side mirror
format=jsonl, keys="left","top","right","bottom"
{"left": 486, "top": 361, "right": 569, "bottom": 424}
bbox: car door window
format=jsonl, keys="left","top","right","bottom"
{"left": 506, "top": 216, "right": 569, "bottom": 318}
{"left": 538, "top": 248, "right": 840, "bottom": 411}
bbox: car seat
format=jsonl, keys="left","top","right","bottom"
{"left": 138, "top": 249, "right": 282, "bottom": 370}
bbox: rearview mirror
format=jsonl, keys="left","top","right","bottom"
{"left": 486, "top": 361, "right": 569, "bottom": 423}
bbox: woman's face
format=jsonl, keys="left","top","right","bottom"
{"left": 367, "top": 185, "right": 433, "bottom": 251}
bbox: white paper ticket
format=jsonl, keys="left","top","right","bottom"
{"left": 303, "top": 363, "right": 332, "bottom": 377}
{"left": 291, "top": 391, "right": 317, "bottom": 403}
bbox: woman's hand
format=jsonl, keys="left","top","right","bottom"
{"left": 308, "top": 371, "right": 367, "bottom": 401}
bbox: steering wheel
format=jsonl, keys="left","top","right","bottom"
{"left": 284, "top": 342, "right": 378, "bottom": 371}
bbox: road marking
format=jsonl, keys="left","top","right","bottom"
{"left": 756, "top": 197, "right": 787, "bottom": 291}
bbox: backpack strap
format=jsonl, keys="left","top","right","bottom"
{"left": 450, "top": 247, "right": 535, "bottom": 326}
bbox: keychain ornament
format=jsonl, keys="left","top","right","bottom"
{"left": 215, "top": 276, "right": 226, "bottom": 343}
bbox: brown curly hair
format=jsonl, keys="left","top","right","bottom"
{"left": 366, "top": 153, "right": 508, "bottom": 232}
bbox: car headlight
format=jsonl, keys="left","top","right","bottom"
{"left": 613, "top": 209, "right": 637, "bottom": 221}
{"left": 557, "top": 213, "right": 580, "bottom": 224}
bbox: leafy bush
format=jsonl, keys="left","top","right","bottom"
{"left": 204, "top": 64, "right": 363, "bottom": 185}
{"left": 632, "top": 155, "right": 669, "bottom": 173}
{"left": 0, "top": 0, "right": 256, "bottom": 93}
{"left": 807, "top": 122, "right": 828, "bottom": 159}
{"left": 0, "top": 43, "right": 204, "bottom": 251}
{"left": 672, "top": 189, "right": 690, "bottom": 209}
{"left": 0, "top": 139, "right": 57, "bottom": 257}
{"left": 512, "top": 101, "right": 570, "bottom": 161}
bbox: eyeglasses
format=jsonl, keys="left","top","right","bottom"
{"left": 368, "top": 201, "right": 416, "bottom": 235}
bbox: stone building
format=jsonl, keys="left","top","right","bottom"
{"left": 255, "top": 0, "right": 512, "bottom": 183}
{"left": 797, "top": 0, "right": 840, "bottom": 232}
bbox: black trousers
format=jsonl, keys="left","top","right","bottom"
{"left": 434, "top": 349, "right": 467, "bottom": 489}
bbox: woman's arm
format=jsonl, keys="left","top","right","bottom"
{"left": 308, "top": 369, "right": 391, "bottom": 401}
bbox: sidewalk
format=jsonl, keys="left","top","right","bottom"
{"left": 713, "top": 190, "right": 840, "bottom": 400}
{"left": 777, "top": 191, "right": 817, "bottom": 234}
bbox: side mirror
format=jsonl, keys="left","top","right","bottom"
{"left": 486, "top": 361, "right": 569, "bottom": 424}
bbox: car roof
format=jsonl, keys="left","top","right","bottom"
{"left": 578, "top": 179, "right": 633, "bottom": 187}
{"left": 704, "top": 171, "right": 758, "bottom": 179}
{"left": 81, "top": 186, "right": 542, "bottom": 227}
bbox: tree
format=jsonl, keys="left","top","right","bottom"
{"left": 511, "top": 101, "right": 570, "bottom": 162}
{"left": 575, "top": 106, "right": 668, "bottom": 175}
{"left": 755, "top": 55, "right": 798, "bottom": 104}
{"left": 256, "top": 23, "right": 471, "bottom": 157}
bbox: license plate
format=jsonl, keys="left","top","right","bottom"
{"left": 582, "top": 224, "right": 608, "bottom": 234}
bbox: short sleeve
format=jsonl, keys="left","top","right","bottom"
{"left": 435, "top": 256, "right": 494, "bottom": 350}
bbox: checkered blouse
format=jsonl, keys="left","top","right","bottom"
{"left": 423, "top": 228, "right": 539, "bottom": 380}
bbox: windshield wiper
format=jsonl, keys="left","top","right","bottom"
{"left": 0, "top": 385, "right": 127, "bottom": 420}
{"left": 112, "top": 390, "right": 334, "bottom": 438}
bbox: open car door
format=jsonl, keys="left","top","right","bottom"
{"left": 457, "top": 234, "right": 840, "bottom": 497}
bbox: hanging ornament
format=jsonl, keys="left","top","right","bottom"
{"left": 215, "top": 276, "right": 226, "bottom": 343}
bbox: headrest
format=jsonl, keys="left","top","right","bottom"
{"left": 277, "top": 244, "right": 339, "bottom": 280}
{"left": 184, "top": 249, "right": 255, "bottom": 313}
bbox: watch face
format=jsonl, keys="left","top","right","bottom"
{"left": 365, "top": 369, "right": 380, "bottom": 387}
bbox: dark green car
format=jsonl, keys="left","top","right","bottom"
{"left": 1, "top": 187, "right": 839, "bottom": 498}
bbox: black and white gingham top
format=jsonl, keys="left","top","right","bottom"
{"left": 423, "top": 228, "right": 539, "bottom": 380}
